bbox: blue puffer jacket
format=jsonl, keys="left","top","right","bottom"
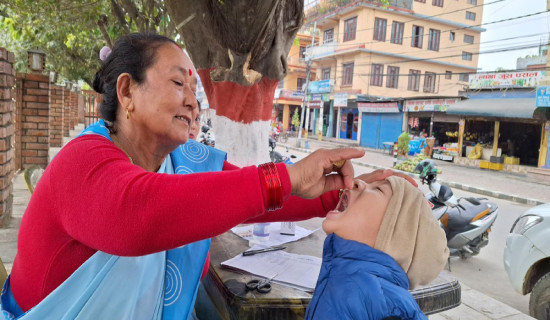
{"left": 305, "top": 234, "right": 427, "bottom": 320}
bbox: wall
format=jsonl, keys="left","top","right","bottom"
{"left": 0, "top": 49, "right": 15, "bottom": 227}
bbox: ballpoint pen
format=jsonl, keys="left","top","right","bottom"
{"left": 242, "top": 246, "right": 287, "bottom": 256}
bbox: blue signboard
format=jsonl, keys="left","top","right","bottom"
{"left": 308, "top": 80, "right": 332, "bottom": 94}
{"left": 536, "top": 86, "right": 550, "bottom": 107}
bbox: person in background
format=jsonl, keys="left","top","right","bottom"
{"left": 1, "top": 33, "right": 405, "bottom": 320}
{"left": 305, "top": 176, "right": 449, "bottom": 320}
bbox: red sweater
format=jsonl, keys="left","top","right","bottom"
{"left": 11, "top": 135, "right": 338, "bottom": 311}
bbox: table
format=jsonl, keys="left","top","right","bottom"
{"left": 382, "top": 142, "right": 394, "bottom": 154}
{"left": 203, "top": 219, "right": 461, "bottom": 320}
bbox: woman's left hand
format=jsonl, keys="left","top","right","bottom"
{"left": 356, "top": 169, "right": 418, "bottom": 187}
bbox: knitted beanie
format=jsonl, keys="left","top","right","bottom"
{"left": 374, "top": 176, "right": 449, "bottom": 289}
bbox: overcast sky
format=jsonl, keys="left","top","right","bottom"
{"left": 478, "top": 0, "right": 549, "bottom": 72}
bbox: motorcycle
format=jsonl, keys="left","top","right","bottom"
{"left": 198, "top": 125, "right": 215, "bottom": 147}
{"left": 269, "top": 137, "right": 293, "bottom": 164}
{"left": 414, "top": 159, "right": 498, "bottom": 259}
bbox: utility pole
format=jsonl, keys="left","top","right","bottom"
{"left": 297, "top": 22, "right": 316, "bottom": 148}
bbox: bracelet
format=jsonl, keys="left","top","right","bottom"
{"left": 259, "top": 162, "right": 283, "bottom": 211}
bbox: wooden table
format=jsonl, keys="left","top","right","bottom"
{"left": 203, "top": 218, "right": 461, "bottom": 320}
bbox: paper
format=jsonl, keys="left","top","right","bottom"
{"left": 221, "top": 250, "right": 322, "bottom": 292}
{"left": 231, "top": 222, "right": 319, "bottom": 247}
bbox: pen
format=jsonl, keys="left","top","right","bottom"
{"left": 243, "top": 246, "right": 287, "bottom": 256}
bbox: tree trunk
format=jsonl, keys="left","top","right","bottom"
{"left": 165, "top": 0, "right": 303, "bottom": 166}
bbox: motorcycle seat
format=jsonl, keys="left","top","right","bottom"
{"left": 446, "top": 198, "right": 490, "bottom": 230}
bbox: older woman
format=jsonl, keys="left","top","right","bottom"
{"left": 1, "top": 33, "right": 403, "bottom": 320}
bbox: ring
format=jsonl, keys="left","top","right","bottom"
{"left": 332, "top": 160, "right": 346, "bottom": 170}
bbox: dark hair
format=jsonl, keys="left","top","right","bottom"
{"left": 93, "top": 33, "right": 178, "bottom": 122}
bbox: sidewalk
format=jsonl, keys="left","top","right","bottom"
{"left": 280, "top": 136, "right": 550, "bottom": 206}
{"left": 0, "top": 125, "right": 535, "bottom": 319}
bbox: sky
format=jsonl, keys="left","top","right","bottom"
{"left": 478, "top": 0, "right": 549, "bottom": 71}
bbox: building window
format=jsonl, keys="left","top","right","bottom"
{"left": 466, "top": 11, "right": 476, "bottom": 20}
{"left": 343, "top": 17, "right": 357, "bottom": 42}
{"left": 414, "top": 0, "right": 426, "bottom": 2}
{"left": 408, "top": 69, "right": 421, "bottom": 91}
{"left": 432, "top": 0, "right": 443, "bottom": 7}
{"left": 373, "top": 18, "right": 387, "bottom": 42}
{"left": 459, "top": 73, "right": 469, "bottom": 82}
{"left": 424, "top": 72, "right": 436, "bottom": 93}
{"left": 428, "top": 29, "right": 440, "bottom": 51}
{"left": 411, "top": 25, "right": 424, "bottom": 48}
{"left": 322, "top": 68, "right": 331, "bottom": 80}
{"left": 445, "top": 71, "right": 452, "bottom": 79}
{"left": 297, "top": 77, "right": 306, "bottom": 91}
{"left": 464, "top": 34, "right": 474, "bottom": 44}
{"left": 324, "top": 28, "right": 334, "bottom": 43}
{"left": 299, "top": 46, "right": 307, "bottom": 62}
{"left": 370, "top": 64, "right": 384, "bottom": 87}
{"left": 278, "top": 80, "right": 284, "bottom": 88}
{"left": 462, "top": 51, "right": 473, "bottom": 61}
{"left": 450, "top": 31, "right": 455, "bottom": 41}
{"left": 391, "top": 21, "right": 404, "bottom": 44}
{"left": 467, "top": 0, "right": 477, "bottom": 4}
{"left": 386, "top": 66, "right": 400, "bottom": 89}
{"left": 342, "top": 62, "right": 354, "bottom": 86}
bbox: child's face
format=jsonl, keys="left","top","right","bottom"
{"left": 322, "top": 179, "right": 393, "bottom": 247}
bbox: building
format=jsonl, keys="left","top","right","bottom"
{"left": 303, "top": 0, "right": 484, "bottom": 147}
{"left": 273, "top": 32, "right": 318, "bottom": 132}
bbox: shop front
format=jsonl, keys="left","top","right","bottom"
{"left": 358, "top": 102, "right": 402, "bottom": 149}
{"left": 447, "top": 88, "right": 548, "bottom": 170}
{"left": 405, "top": 98, "right": 462, "bottom": 161}
{"left": 273, "top": 88, "right": 304, "bottom": 131}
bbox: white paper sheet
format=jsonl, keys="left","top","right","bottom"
{"left": 221, "top": 250, "right": 322, "bottom": 292}
{"left": 231, "top": 222, "right": 319, "bottom": 247}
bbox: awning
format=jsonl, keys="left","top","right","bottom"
{"left": 446, "top": 98, "right": 537, "bottom": 119}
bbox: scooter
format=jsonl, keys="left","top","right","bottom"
{"left": 198, "top": 125, "right": 215, "bottom": 147}
{"left": 269, "top": 137, "right": 293, "bottom": 164}
{"left": 414, "top": 160, "right": 498, "bottom": 259}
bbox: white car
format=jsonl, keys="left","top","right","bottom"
{"left": 504, "top": 203, "right": 550, "bottom": 319}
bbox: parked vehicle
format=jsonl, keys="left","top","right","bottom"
{"left": 504, "top": 203, "right": 550, "bottom": 319}
{"left": 413, "top": 160, "right": 498, "bottom": 259}
{"left": 268, "top": 137, "right": 293, "bottom": 164}
{"left": 198, "top": 125, "right": 215, "bottom": 147}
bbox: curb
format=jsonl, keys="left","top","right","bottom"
{"left": 281, "top": 143, "right": 546, "bottom": 206}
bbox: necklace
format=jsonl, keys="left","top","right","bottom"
{"left": 111, "top": 134, "right": 134, "bottom": 164}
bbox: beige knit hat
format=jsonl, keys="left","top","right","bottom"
{"left": 374, "top": 176, "right": 449, "bottom": 289}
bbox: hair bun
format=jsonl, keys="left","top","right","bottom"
{"left": 92, "top": 72, "right": 104, "bottom": 94}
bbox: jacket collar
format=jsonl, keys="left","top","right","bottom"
{"left": 323, "top": 233, "right": 410, "bottom": 289}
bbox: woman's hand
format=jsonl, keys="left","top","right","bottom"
{"left": 286, "top": 148, "right": 365, "bottom": 199}
{"left": 356, "top": 169, "right": 418, "bottom": 187}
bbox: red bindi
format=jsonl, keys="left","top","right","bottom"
{"left": 189, "top": 69, "right": 192, "bottom": 76}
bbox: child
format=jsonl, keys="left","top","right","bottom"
{"left": 305, "top": 176, "right": 449, "bottom": 320}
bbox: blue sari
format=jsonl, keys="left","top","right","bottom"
{"left": 1, "top": 120, "right": 226, "bottom": 320}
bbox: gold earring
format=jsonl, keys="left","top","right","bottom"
{"left": 126, "top": 109, "right": 130, "bottom": 119}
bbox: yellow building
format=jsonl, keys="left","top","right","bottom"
{"left": 303, "top": 0, "right": 484, "bottom": 144}
{"left": 273, "top": 33, "right": 318, "bottom": 131}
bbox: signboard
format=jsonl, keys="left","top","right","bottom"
{"left": 536, "top": 86, "right": 550, "bottom": 107}
{"left": 308, "top": 93, "right": 330, "bottom": 102}
{"left": 334, "top": 93, "right": 348, "bottom": 107}
{"left": 308, "top": 101, "right": 323, "bottom": 109}
{"left": 308, "top": 79, "right": 332, "bottom": 94}
{"left": 469, "top": 71, "right": 545, "bottom": 89}
{"left": 276, "top": 89, "right": 304, "bottom": 100}
{"left": 357, "top": 102, "right": 399, "bottom": 113}
{"left": 405, "top": 98, "right": 459, "bottom": 112}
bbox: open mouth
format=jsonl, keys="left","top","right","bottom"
{"left": 335, "top": 190, "right": 350, "bottom": 213}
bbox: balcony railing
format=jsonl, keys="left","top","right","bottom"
{"left": 305, "top": 0, "right": 413, "bottom": 22}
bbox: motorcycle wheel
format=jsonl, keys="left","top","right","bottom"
{"left": 530, "top": 272, "right": 550, "bottom": 320}
{"left": 280, "top": 133, "right": 288, "bottom": 143}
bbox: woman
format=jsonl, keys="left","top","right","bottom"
{"left": 1, "top": 33, "right": 400, "bottom": 319}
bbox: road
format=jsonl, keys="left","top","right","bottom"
{"left": 277, "top": 146, "right": 534, "bottom": 315}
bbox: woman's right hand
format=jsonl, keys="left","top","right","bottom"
{"left": 286, "top": 148, "right": 365, "bottom": 199}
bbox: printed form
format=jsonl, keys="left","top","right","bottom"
{"left": 221, "top": 250, "right": 322, "bottom": 292}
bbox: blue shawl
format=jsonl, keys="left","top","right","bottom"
{"left": 1, "top": 120, "right": 226, "bottom": 320}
